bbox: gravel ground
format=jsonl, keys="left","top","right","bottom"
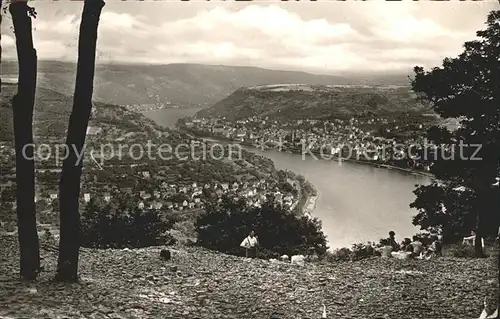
{"left": 0, "top": 235, "right": 498, "bottom": 319}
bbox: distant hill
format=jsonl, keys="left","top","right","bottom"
{"left": 197, "top": 84, "right": 429, "bottom": 121}
{"left": 0, "top": 82, "right": 160, "bottom": 143}
{"left": 1, "top": 60, "right": 410, "bottom": 109}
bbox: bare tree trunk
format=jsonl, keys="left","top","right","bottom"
{"left": 473, "top": 232, "right": 485, "bottom": 258}
{"left": 9, "top": 1, "right": 40, "bottom": 280}
{"left": 56, "top": 0, "right": 104, "bottom": 282}
{"left": 474, "top": 208, "right": 487, "bottom": 258}
{"left": 473, "top": 173, "right": 492, "bottom": 258}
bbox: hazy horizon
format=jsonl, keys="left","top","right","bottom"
{"left": 1, "top": 1, "right": 497, "bottom": 75}
{"left": 1, "top": 58, "right": 413, "bottom": 78}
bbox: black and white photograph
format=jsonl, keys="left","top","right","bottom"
{"left": 0, "top": 0, "right": 499, "bottom": 318}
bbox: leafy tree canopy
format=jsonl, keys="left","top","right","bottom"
{"left": 195, "top": 197, "right": 328, "bottom": 258}
{"left": 410, "top": 10, "right": 500, "bottom": 250}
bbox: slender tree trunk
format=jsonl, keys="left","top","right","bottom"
{"left": 56, "top": 0, "right": 104, "bottom": 282}
{"left": 474, "top": 232, "right": 485, "bottom": 258}
{"left": 474, "top": 206, "right": 487, "bottom": 258}
{"left": 473, "top": 171, "right": 493, "bottom": 258}
{"left": 9, "top": 1, "right": 40, "bottom": 280}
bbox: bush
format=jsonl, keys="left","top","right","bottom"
{"left": 81, "top": 200, "right": 175, "bottom": 249}
{"left": 327, "top": 242, "right": 379, "bottom": 262}
{"left": 0, "top": 206, "right": 15, "bottom": 224}
{"left": 328, "top": 248, "right": 352, "bottom": 262}
{"left": 351, "top": 242, "right": 378, "bottom": 261}
{"left": 195, "top": 198, "right": 328, "bottom": 259}
{"left": 447, "top": 243, "right": 477, "bottom": 258}
{"left": 167, "top": 220, "right": 197, "bottom": 245}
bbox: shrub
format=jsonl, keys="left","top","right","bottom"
{"left": 327, "top": 248, "right": 352, "bottom": 262}
{"left": 81, "top": 200, "right": 175, "bottom": 249}
{"left": 446, "top": 243, "right": 477, "bottom": 258}
{"left": 167, "top": 220, "right": 197, "bottom": 245}
{"left": 351, "top": 242, "right": 378, "bottom": 261}
{"left": 413, "top": 231, "right": 437, "bottom": 247}
{"left": 41, "top": 228, "right": 57, "bottom": 246}
{"left": 0, "top": 199, "right": 15, "bottom": 223}
{"left": 327, "top": 242, "right": 379, "bottom": 262}
{"left": 38, "top": 210, "right": 59, "bottom": 225}
{"left": 195, "top": 198, "right": 328, "bottom": 259}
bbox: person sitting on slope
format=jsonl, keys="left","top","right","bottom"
{"left": 377, "top": 239, "right": 393, "bottom": 258}
{"left": 423, "top": 235, "right": 442, "bottom": 259}
{"left": 410, "top": 235, "right": 424, "bottom": 258}
{"left": 387, "top": 231, "right": 400, "bottom": 252}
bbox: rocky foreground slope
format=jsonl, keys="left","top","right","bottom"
{"left": 0, "top": 234, "right": 498, "bottom": 319}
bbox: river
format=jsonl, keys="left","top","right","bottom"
{"left": 143, "top": 109, "right": 432, "bottom": 249}
{"left": 142, "top": 107, "right": 202, "bottom": 128}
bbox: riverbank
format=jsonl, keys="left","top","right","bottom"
{"left": 146, "top": 114, "right": 431, "bottom": 248}
{"left": 281, "top": 147, "right": 434, "bottom": 179}
{"left": 180, "top": 127, "right": 429, "bottom": 246}
{"left": 344, "top": 158, "right": 434, "bottom": 179}
{"left": 179, "top": 127, "right": 434, "bottom": 179}
{"left": 1, "top": 234, "right": 497, "bottom": 319}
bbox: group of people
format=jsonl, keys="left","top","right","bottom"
{"left": 239, "top": 227, "right": 500, "bottom": 261}
{"left": 240, "top": 229, "right": 445, "bottom": 260}
{"left": 379, "top": 231, "right": 442, "bottom": 259}
{"left": 239, "top": 231, "right": 316, "bottom": 263}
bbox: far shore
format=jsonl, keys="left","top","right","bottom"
{"left": 177, "top": 127, "right": 433, "bottom": 249}
{"left": 184, "top": 129, "right": 435, "bottom": 180}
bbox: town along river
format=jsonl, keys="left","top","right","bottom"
{"left": 144, "top": 110, "right": 432, "bottom": 249}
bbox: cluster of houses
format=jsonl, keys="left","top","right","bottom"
{"left": 28, "top": 173, "right": 299, "bottom": 214}
{"left": 182, "top": 116, "right": 394, "bottom": 140}
{"left": 124, "top": 102, "right": 177, "bottom": 113}
{"left": 129, "top": 176, "right": 298, "bottom": 212}
{"left": 1, "top": 115, "right": 303, "bottom": 217}
{"left": 182, "top": 116, "right": 433, "bottom": 170}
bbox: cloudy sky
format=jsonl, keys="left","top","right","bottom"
{"left": 1, "top": 1, "right": 497, "bottom": 74}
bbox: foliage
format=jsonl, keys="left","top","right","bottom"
{"left": 447, "top": 243, "right": 477, "bottom": 259}
{"left": 81, "top": 199, "right": 175, "bottom": 249}
{"left": 327, "top": 248, "right": 352, "bottom": 262}
{"left": 411, "top": 184, "right": 477, "bottom": 244}
{"left": 350, "top": 242, "right": 378, "bottom": 261}
{"left": 409, "top": 10, "right": 500, "bottom": 255}
{"left": 327, "top": 242, "right": 379, "bottom": 262}
{"left": 169, "top": 220, "right": 197, "bottom": 245}
{"left": 0, "top": 201, "right": 14, "bottom": 223}
{"left": 195, "top": 197, "right": 328, "bottom": 259}
{"left": 413, "top": 230, "right": 440, "bottom": 247}
{"left": 0, "top": 106, "right": 14, "bottom": 142}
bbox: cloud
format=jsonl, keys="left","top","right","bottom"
{"left": 35, "top": 14, "right": 80, "bottom": 35}
{"left": 1, "top": 34, "right": 15, "bottom": 48}
{"left": 100, "top": 12, "right": 141, "bottom": 30}
{"left": 1, "top": 2, "right": 495, "bottom": 73}
{"left": 1, "top": 35, "right": 16, "bottom": 59}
